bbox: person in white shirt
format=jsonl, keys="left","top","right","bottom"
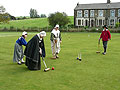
{"left": 50, "top": 24, "right": 62, "bottom": 59}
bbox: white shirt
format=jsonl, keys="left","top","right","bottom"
{"left": 51, "top": 29, "right": 60, "bottom": 38}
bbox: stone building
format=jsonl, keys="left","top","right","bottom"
{"left": 74, "top": 0, "right": 120, "bottom": 27}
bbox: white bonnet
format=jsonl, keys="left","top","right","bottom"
{"left": 22, "top": 31, "right": 27, "bottom": 35}
{"left": 54, "top": 24, "right": 59, "bottom": 28}
{"left": 39, "top": 31, "right": 46, "bottom": 37}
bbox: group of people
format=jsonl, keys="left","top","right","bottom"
{"left": 13, "top": 24, "right": 62, "bottom": 70}
{"left": 13, "top": 24, "right": 111, "bottom": 70}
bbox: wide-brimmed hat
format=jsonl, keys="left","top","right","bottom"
{"left": 103, "top": 25, "right": 108, "bottom": 29}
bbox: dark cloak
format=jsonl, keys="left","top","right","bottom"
{"left": 24, "top": 35, "right": 45, "bottom": 70}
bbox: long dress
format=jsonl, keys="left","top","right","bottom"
{"left": 13, "top": 36, "right": 27, "bottom": 63}
{"left": 24, "top": 35, "right": 45, "bottom": 70}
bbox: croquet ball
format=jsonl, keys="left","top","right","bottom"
{"left": 79, "top": 59, "right": 82, "bottom": 61}
{"left": 52, "top": 67, "right": 54, "bottom": 70}
{"left": 77, "top": 57, "right": 79, "bottom": 60}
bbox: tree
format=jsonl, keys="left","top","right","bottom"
{"left": 0, "top": 5, "right": 10, "bottom": 23}
{"left": 40, "top": 14, "right": 46, "bottom": 18}
{"left": 0, "top": 13, "right": 10, "bottom": 23}
{"left": 48, "top": 12, "right": 70, "bottom": 27}
{"left": 115, "top": 22, "right": 120, "bottom": 28}
{"left": 0, "top": 5, "right": 6, "bottom": 14}
{"left": 29, "top": 8, "right": 39, "bottom": 18}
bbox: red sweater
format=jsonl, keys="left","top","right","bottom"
{"left": 100, "top": 29, "right": 111, "bottom": 41}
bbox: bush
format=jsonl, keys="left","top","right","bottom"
{"left": 2, "top": 27, "right": 8, "bottom": 31}
{"left": 115, "top": 22, "right": 120, "bottom": 28}
{"left": 48, "top": 12, "right": 70, "bottom": 28}
{"left": 68, "top": 24, "right": 74, "bottom": 28}
{"left": 10, "top": 26, "right": 14, "bottom": 30}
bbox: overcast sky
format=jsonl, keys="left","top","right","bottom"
{"left": 0, "top": 0, "right": 119, "bottom": 17}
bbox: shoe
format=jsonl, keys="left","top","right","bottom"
{"left": 102, "top": 52, "right": 106, "bottom": 55}
{"left": 17, "top": 62, "right": 22, "bottom": 65}
{"left": 21, "top": 59, "right": 25, "bottom": 64}
{"left": 56, "top": 55, "right": 59, "bottom": 58}
{"left": 21, "top": 61, "right": 25, "bottom": 64}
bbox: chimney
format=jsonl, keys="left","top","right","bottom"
{"left": 107, "top": 0, "right": 111, "bottom": 3}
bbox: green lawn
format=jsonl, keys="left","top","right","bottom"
{"left": 0, "top": 18, "right": 49, "bottom": 29}
{"left": 0, "top": 32, "right": 120, "bottom": 90}
{"left": 0, "top": 16, "right": 74, "bottom": 30}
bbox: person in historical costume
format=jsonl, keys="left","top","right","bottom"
{"left": 13, "top": 31, "right": 28, "bottom": 65}
{"left": 24, "top": 31, "right": 46, "bottom": 70}
{"left": 99, "top": 25, "right": 111, "bottom": 55}
{"left": 50, "top": 24, "right": 62, "bottom": 59}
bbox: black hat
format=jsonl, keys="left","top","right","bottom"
{"left": 103, "top": 25, "right": 108, "bottom": 29}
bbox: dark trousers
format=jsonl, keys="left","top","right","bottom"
{"left": 103, "top": 41, "right": 108, "bottom": 53}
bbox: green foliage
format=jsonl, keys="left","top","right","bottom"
{"left": 29, "top": 8, "right": 39, "bottom": 18}
{"left": 115, "top": 22, "right": 120, "bottom": 28}
{"left": 0, "top": 5, "right": 10, "bottom": 23}
{"left": 68, "top": 16, "right": 74, "bottom": 25}
{"left": 0, "top": 13, "right": 10, "bottom": 23}
{"left": 0, "top": 18, "right": 49, "bottom": 29}
{"left": 0, "top": 16, "right": 73, "bottom": 31}
{"left": 0, "top": 5, "right": 6, "bottom": 13}
{"left": 48, "top": 12, "right": 70, "bottom": 27}
{"left": 40, "top": 14, "right": 47, "bottom": 18}
{"left": 0, "top": 32, "right": 120, "bottom": 90}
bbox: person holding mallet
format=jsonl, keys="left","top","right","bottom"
{"left": 13, "top": 31, "right": 28, "bottom": 65}
{"left": 50, "top": 24, "right": 62, "bottom": 59}
{"left": 24, "top": 31, "right": 46, "bottom": 70}
{"left": 99, "top": 25, "right": 111, "bottom": 55}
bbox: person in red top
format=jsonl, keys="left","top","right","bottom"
{"left": 99, "top": 25, "right": 111, "bottom": 55}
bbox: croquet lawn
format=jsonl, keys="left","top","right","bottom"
{"left": 0, "top": 32, "right": 120, "bottom": 90}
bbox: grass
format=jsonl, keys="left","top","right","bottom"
{"left": 0, "top": 18, "right": 49, "bottom": 29}
{"left": 0, "top": 16, "right": 74, "bottom": 30}
{"left": 0, "top": 32, "right": 120, "bottom": 90}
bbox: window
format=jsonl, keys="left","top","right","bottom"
{"left": 84, "top": 10, "right": 88, "bottom": 17}
{"left": 99, "top": 19, "right": 102, "bottom": 26}
{"left": 110, "top": 19, "right": 114, "bottom": 25}
{"left": 77, "top": 10, "right": 82, "bottom": 17}
{"left": 118, "top": 9, "right": 120, "bottom": 17}
{"left": 103, "top": 20, "right": 105, "bottom": 25}
{"left": 110, "top": 10, "right": 115, "bottom": 17}
{"left": 91, "top": 20, "right": 94, "bottom": 27}
{"left": 90, "top": 10, "right": 94, "bottom": 17}
{"left": 85, "top": 20, "right": 88, "bottom": 26}
{"left": 98, "top": 10, "right": 103, "bottom": 17}
{"left": 78, "top": 20, "right": 81, "bottom": 25}
{"left": 119, "top": 19, "right": 120, "bottom": 23}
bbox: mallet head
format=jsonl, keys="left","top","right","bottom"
{"left": 96, "top": 51, "right": 100, "bottom": 53}
{"left": 44, "top": 68, "right": 50, "bottom": 72}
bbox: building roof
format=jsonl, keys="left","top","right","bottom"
{"left": 74, "top": 2, "right": 120, "bottom": 10}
